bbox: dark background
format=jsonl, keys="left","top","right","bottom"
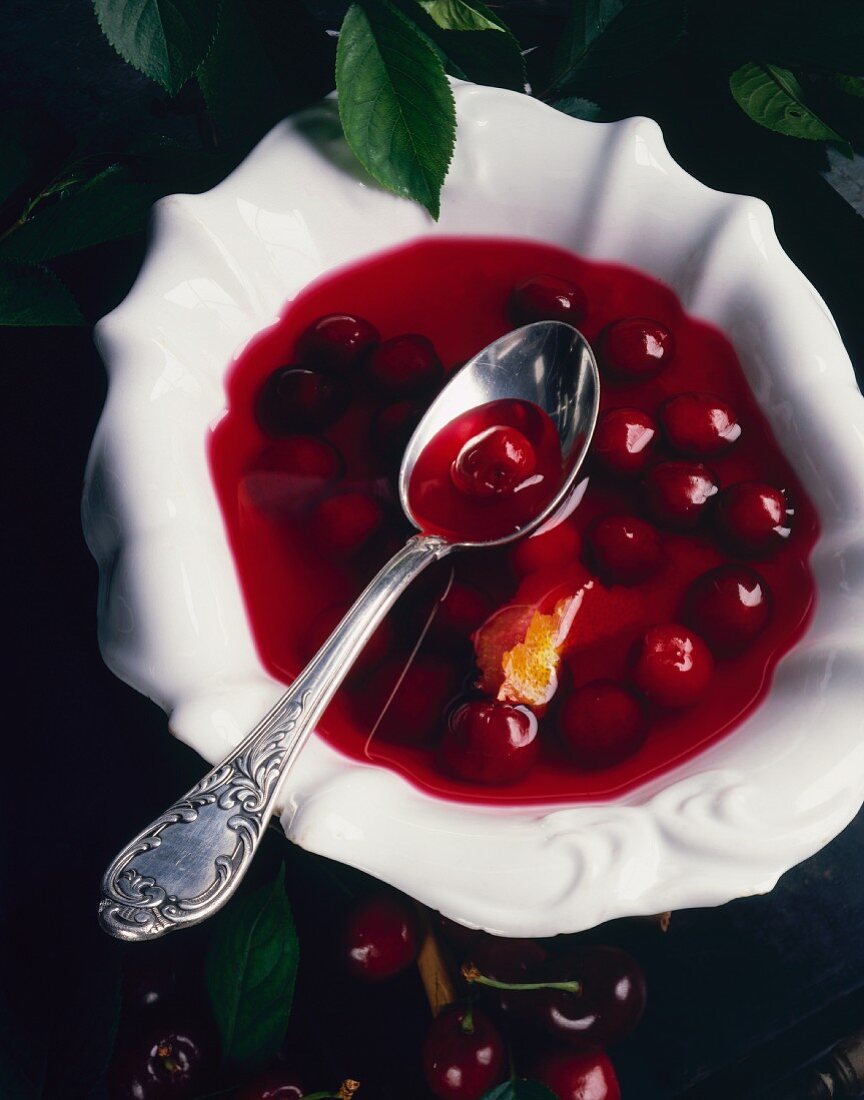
{"left": 2, "top": 3, "right": 864, "bottom": 1098}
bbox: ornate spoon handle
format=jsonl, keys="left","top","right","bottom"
{"left": 99, "top": 533, "right": 451, "bottom": 941}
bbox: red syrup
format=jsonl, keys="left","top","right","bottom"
{"left": 208, "top": 237, "right": 819, "bottom": 805}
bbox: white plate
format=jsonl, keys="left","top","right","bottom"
{"left": 83, "top": 83, "right": 864, "bottom": 936}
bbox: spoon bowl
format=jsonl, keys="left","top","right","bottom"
{"left": 98, "top": 321, "right": 600, "bottom": 941}
{"left": 399, "top": 321, "right": 599, "bottom": 548}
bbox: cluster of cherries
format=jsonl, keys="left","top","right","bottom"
{"left": 343, "top": 888, "right": 641, "bottom": 1100}
{"left": 105, "top": 878, "right": 641, "bottom": 1100}
{"left": 248, "top": 271, "right": 796, "bottom": 787}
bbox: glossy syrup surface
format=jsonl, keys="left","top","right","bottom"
{"left": 209, "top": 237, "right": 819, "bottom": 805}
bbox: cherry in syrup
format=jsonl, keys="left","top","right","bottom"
{"left": 440, "top": 700, "right": 540, "bottom": 784}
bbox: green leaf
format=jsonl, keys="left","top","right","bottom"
{"left": 336, "top": 0, "right": 456, "bottom": 219}
{"left": 730, "top": 62, "right": 853, "bottom": 153}
{"left": 419, "top": 0, "right": 503, "bottom": 33}
{"left": 388, "top": 0, "right": 525, "bottom": 91}
{"left": 197, "top": 0, "right": 335, "bottom": 151}
{"left": 832, "top": 73, "right": 864, "bottom": 99}
{"left": 547, "top": 0, "right": 686, "bottom": 97}
{"left": 482, "top": 1079, "right": 558, "bottom": 1100}
{"left": 93, "top": 0, "right": 219, "bottom": 94}
{"left": 0, "top": 165, "right": 160, "bottom": 264}
{"left": 205, "top": 866, "right": 299, "bottom": 1069}
{"left": 550, "top": 96, "right": 607, "bottom": 121}
{"left": 0, "top": 263, "right": 85, "bottom": 326}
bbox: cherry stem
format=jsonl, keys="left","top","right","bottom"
{"left": 461, "top": 1005, "right": 475, "bottom": 1034}
{"left": 461, "top": 962, "right": 581, "bottom": 996}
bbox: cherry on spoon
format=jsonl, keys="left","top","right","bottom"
{"left": 98, "top": 321, "right": 599, "bottom": 941}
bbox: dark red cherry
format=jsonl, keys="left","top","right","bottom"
{"left": 422, "top": 1005, "right": 506, "bottom": 1100}
{"left": 511, "top": 520, "right": 582, "bottom": 576}
{"left": 371, "top": 400, "right": 424, "bottom": 462}
{"left": 685, "top": 565, "right": 771, "bottom": 652}
{"left": 426, "top": 582, "right": 492, "bottom": 643}
{"left": 256, "top": 436, "right": 343, "bottom": 481}
{"left": 716, "top": 481, "right": 792, "bottom": 556}
{"left": 600, "top": 318, "right": 673, "bottom": 380}
{"left": 234, "top": 1067, "right": 307, "bottom": 1100}
{"left": 367, "top": 334, "right": 443, "bottom": 395}
{"left": 593, "top": 407, "right": 658, "bottom": 476}
{"left": 360, "top": 655, "right": 458, "bottom": 744}
{"left": 468, "top": 935, "right": 549, "bottom": 1028}
{"left": 241, "top": 437, "right": 344, "bottom": 518}
{"left": 533, "top": 945, "right": 646, "bottom": 1050}
{"left": 643, "top": 461, "right": 718, "bottom": 529}
{"left": 312, "top": 491, "right": 383, "bottom": 555}
{"left": 295, "top": 313, "right": 379, "bottom": 371}
{"left": 509, "top": 274, "right": 587, "bottom": 326}
{"left": 534, "top": 1049, "right": 621, "bottom": 1100}
{"left": 586, "top": 514, "right": 662, "bottom": 585}
{"left": 305, "top": 601, "right": 393, "bottom": 673}
{"left": 559, "top": 680, "right": 647, "bottom": 768}
{"left": 108, "top": 1018, "right": 215, "bottom": 1099}
{"left": 468, "top": 935, "right": 549, "bottom": 982}
{"left": 343, "top": 890, "right": 422, "bottom": 982}
{"left": 441, "top": 700, "right": 539, "bottom": 784}
{"left": 631, "top": 623, "right": 713, "bottom": 708}
{"left": 660, "top": 392, "right": 741, "bottom": 456}
{"left": 451, "top": 425, "right": 537, "bottom": 499}
{"left": 256, "top": 367, "right": 350, "bottom": 436}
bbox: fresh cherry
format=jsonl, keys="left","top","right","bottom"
{"left": 367, "top": 334, "right": 443, "bottom": 395}
{"left": 643, "top": 461, "right": 719, "bottom": 529}
{"left": 295, "top": 313, "right": 379, "bottom": 371}
{"left": 534, "top": 1050, "right": 621, "bottom": 1100}
{"left": 343, "top": 890, "right": 422, "bottom": 982}
{"left": 234, "top": 1067, "right": 307, "bottom": 1100}
{"left": 451, "top": 425, "right": 537, "bottom": 499}
{"left": 559, "top": 680, "right": 647, "bottom": 768}
{"left": 468, "top": 935, "right": 549, "bottom": 983}
{"left": 256, "top": 367, "right": 350, "bottom": 436}
{"left": 631, "top": 623, "right": 713, "bottom": 708}
{"left": 109, "top": 1018, "right": 214, "bottom": 1099}
{"left": 685, "top": 565, "right": 771, "bottom": 652}
{"left": 466, "top": 944, "right": 646, "bottom": 1050}
{"left": 422, "top": 1005, "right": 506, "bottom": 1100}
{"left": 586, "top": 514, "right": 662, "bottom": 585}
{"left": 440, "top": 700, "right": 539, "bottom": 784}
{"left": 360, "top": 655, "right": 458, "bottom": 744}
{"left": 600, "top": 318, "right": 673, "bottom": 380}
{"left": 592, "top": 407, "right": 658, "bottom": 476}
{"left": 312, "top": 491, "right": 383, "bottom": 555}
{"left": 660, "top": 392, "right": 741, "bottom": 455}
{"left": 508, "top": 274, "right": 587, "bottom": 326}
{"left": 715, "top": 481, "right": 792, "bottom": 556}
{"left": 533, "top": 945, "right": 646, "bottom": 1049}
{"left": 305, "top": 601, "right": 393, "bottom": 673}
{"left": 371, "top": 400, "right": 424, "bottom": 461}
{"left": 511, "top": 520, "right": 582, "bottom": 576}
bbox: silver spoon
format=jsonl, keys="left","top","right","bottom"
{"left": 99, "top": 320, "right": 600, "bottom": 941}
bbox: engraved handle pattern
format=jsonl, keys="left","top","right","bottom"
{"left": 99, "top": 534, "right": 450, "bottom": 941}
